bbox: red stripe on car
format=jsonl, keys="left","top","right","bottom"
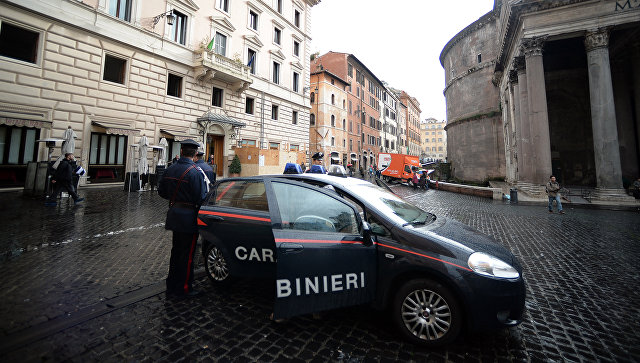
{"left": 275, "top": 238, "right": 361, "bottom": 244}
{"left": 199, "top": 210, "right": 271, "bottom": 222}
{"left": 377, "top": 242, "right": 472, "bottom": 271}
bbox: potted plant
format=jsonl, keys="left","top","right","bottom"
{"left": 229, "top": 154, "right": 241, "bottom": 177}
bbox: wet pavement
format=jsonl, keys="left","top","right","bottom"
{"left": 0, "top": 181, "right": 639, "bottom": 362}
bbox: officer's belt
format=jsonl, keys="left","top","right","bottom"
{"left": 170, "top": 201, "right": 199, "bottom": 210}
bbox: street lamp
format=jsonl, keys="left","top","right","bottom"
{"left": 152, "top": 10, "right": 175, "bottom": 29}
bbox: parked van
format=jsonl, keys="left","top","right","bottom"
{"left": 378, "top": 153, "right": 420, "bottom": 184}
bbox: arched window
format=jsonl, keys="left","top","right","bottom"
{"left": 331, "top": 94, "right": 335, "bottom": 105}
{"left": 310, "top": 113, "right": 316, "bottom": 126}
{"left": 331, "top": 115, "right": 335, "bottom": 127}
{"left": 342, "top": 119, "right": 346, "bottom": 130}
{"left": 310, "top": 92, "right": 315, "bottom": 103}
{"left": 343, "top": 100, "right": 346, "bottom": 109}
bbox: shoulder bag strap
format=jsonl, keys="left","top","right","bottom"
{"left": 170, "top": 164, "right": 196, "bottom": 207}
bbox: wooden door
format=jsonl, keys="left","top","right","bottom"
{"left": 207, "top": 134, "right": 225, "bottom": 177}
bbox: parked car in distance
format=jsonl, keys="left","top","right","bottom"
{"left": 198, "top": 174, "right": 525, "bottom": 347}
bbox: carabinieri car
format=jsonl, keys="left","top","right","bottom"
{"left": 198, "top": 174, "right": 525, "bottom": 347}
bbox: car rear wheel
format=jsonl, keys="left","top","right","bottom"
{"left": 204, "top": 242, "right": 230, "bottom": 284}
{"left": 391, "top": 279, "right": 462, "bottom": 347}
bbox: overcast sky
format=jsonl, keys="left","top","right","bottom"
{"left": 310, "top": 0, "right": 495, "bottom": 122}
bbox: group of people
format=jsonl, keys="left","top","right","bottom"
{"left": 412, "top": 169, "right": 430, "bottom": 190}
{"left": 44, "top": 152, "right": 85, "bottom": 206}
{"left": 367, "top": 165, "right": 381, "bottom": 179}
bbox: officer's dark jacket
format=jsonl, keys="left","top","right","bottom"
{"left": 195, "top": 159, "right": 214, "bottom": 183}
{"left": 158, "top": 157, "right": 208, "bottom": 233}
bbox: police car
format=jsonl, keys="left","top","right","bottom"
{"left": 198, "top": 174, "right": 525, "bottom": 347}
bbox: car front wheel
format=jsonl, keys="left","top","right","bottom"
{"left": 391, "top": 279, "right": 462, "bottom": 347}
{"left": 204, "top": 242, "right": 230, "bottom": 284}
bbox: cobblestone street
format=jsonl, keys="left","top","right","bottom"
{"left": 0, "top": 182, "right": 639, "bottom": 362}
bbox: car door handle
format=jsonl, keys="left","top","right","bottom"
{"left": 280, "top": 242, "right": 303, "bottom": 253}
{"left": 207, "top": 215, "right": 224, "bottom": 222}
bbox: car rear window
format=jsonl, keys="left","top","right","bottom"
{"left": 210, "top": 180, "right": 268, "bottom": 211}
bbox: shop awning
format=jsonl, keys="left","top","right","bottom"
{"left": 160, "top": 129, "right": 192, "bottom": 141}
{"left": 196, "top": 110, "right": 246, "bottom": 127}
{"left": 1, "top": 117, "right": 52, "bottom": 129}
{"left": 92, "top": 121, "right": 139, "bottom": 136}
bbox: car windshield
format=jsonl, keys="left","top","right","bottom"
{"left": 348, "top": 183, "right": 434, "bottom": 227}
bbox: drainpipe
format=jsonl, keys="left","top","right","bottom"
{"left": 260, "top": 90, "right": 265, "bottom": 150}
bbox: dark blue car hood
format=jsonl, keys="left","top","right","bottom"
{"left": 413, "top": 216, "right": 519, "bottom": 268}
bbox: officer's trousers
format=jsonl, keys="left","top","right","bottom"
{"left": 166, "top": 231, "right": 198, "bottom": 295}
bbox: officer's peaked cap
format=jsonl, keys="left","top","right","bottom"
{"left": 312, "top": 152, "right": 324, "bottom": 160}
{"left": 196, "top": 142, "right": 205, "bottom": 156}
{"left": 180, "top": 139, "right": 199, "bottom": 149}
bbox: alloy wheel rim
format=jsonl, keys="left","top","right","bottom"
{"left": 401, "top": 288, "right": 451, "bottom": 341}
{"left": 206, "top": 246, "right": 228, "bottom": 281}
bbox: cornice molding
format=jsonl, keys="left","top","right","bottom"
{"left": 243, "top": 34, "right": 264, "bottom": 48}
{"left": 270, "top": 49, "right": 286, "bottom": 60}
{"left": 211, "top": 16, "right": 236, "bottom": 32}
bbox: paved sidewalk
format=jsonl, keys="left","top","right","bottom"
{"left": 0, "top": 182, "right": 638, "bottom": 361}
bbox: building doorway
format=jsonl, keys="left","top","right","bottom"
{"left": 206, "top": 134, "right": 224, "bottom": 177}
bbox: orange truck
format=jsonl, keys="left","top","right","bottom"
{"left": 377, "top": 153, "right": 420, "bottom": 184}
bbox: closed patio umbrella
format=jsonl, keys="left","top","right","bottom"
{"left": 61, "top": 126, "right": 78, "bottom": 154}
{"left": 138, "top": 135, "right": 149, "bottom": 175}
{"left": 158, "top": 137, "right": 168, "bottom": 166}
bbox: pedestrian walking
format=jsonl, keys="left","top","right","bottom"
{"left": 195, "top": 146, "right": 215, "bottom": 185}
{"left": 45, "top": 153, "right": 84, "bottom": 206}
{"left": 412, "top": 171, "right": 419, "bottom": 189}
{"left": 419, "top": 171, "right": 428, "bottom": 190}
{"left": 158, "top": 139, "right": 208, "bottom": 297}
{"left": 546, "top": 175, "right": 564, "bottom": 214}
{"left": 368, "top": 165, "right": 373, "bottom": 178}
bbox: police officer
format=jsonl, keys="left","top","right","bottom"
{"left": 158, "top": 139, "right": 208, "bottom": 297}
{"left": 306, "top": 152, "right": 327, "bottom": 174}
{"left": 195, "top": 144, "right": 215, "bottom": 185}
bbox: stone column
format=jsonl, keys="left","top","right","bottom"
{"left": 509, "top": 69, "right": 522, "bottom": 182}
{"left": 522, "top": 37, "right": 553, "bottom": 185}
{"left": 584, "top": 29, "right": 628, "bottom": 199}
{"left": 515, "top": 56, "right": 533, "bottom": 183}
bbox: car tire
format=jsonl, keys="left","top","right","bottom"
{"left": 203, "top": 242, "right": 231, "bottom": 284}
{"left": 391, "top": 278, "right": 462, "bottom": 347}
{"left": 407, "top": 178, "right": 412, "bottom": 186}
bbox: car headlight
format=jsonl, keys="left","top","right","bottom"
{"left": 468, "top": 252, "right": 520, "bottom": 279}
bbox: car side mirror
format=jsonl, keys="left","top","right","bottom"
{"left": 362, "top": 221, "right": 373, "bottom": 246}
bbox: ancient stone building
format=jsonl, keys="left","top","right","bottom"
{"left": 441, "top": 0, "right": 640, "bottom": 200}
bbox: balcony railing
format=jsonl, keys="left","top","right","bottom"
{"left": 194, "top": 50, "right": 252, "bottom": 91}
